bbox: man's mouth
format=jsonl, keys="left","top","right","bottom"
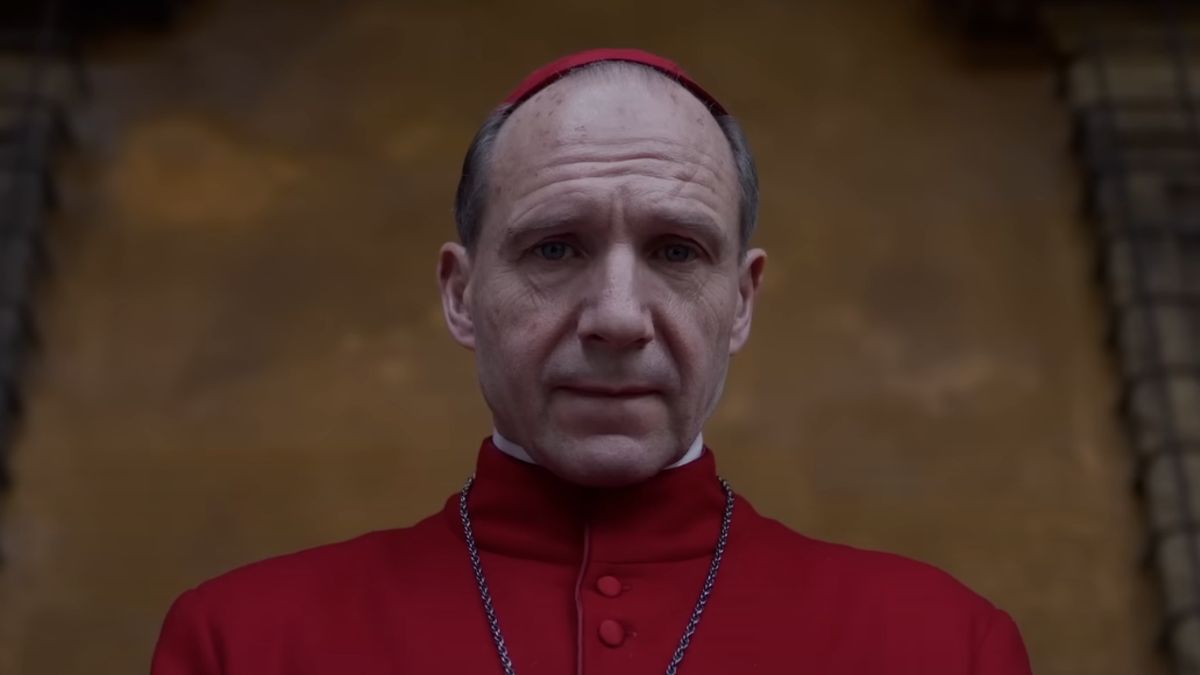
{"left": 558, "top": 384, "right": 660, "bottom": 398}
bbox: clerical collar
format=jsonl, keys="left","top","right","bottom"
{"left": 445, "top": 437, "right": 730, "bottom": 564}
{"left": 490, "top": 429, "right": 705, "bottom": 469}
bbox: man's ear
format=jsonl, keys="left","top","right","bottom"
{"left": 729, "top": 248, "right": 767, "bottom": 354}
{"left": 437, "top": 242, "right": 476, "bottom": 350}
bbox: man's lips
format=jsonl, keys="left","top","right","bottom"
{"left": 557, "top": 384, "right": 661, "bottom": 398}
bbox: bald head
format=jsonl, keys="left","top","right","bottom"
{"left": 454, "top": 61, "right": 758, "bottom": 254}
{"left": 477, "top": 63, "right": 739, "bottom": 259}
{"left": 495, "top": 61, "right": 730, "bottom": 169}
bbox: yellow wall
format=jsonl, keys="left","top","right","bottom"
{"left": 0, "top": 1, "right": 1166, "bottom": 673}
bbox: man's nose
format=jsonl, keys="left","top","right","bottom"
{"left": 577, "top": 247, "right": 653, "bottom": 349}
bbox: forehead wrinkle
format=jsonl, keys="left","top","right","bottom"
{"left": 622, "top": 184, "right": 731, "bottom": 248}
{"left": 523, "top": 133, "right": 732, "bottom": 178}
{"left": 505, "top": 186, "right": 606, "bottom": 234}
{"left": 520, "top": 155, "right": 725, "bottom": 193}
{"left": 498, "top": 184, "right": 732, "bottom": 260}
{"left": 501, "top": 129, "right": 731, "bottom": 172}
{"left": 506, "top": 170, "right": 731, "bottom": 235}
{"left": 487, "top": 73, "right": 740, "bottom": 240}
{"left": 499, "top": 144, "right": 736, "bottom": 224}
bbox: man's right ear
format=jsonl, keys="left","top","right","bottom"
{"left": 437, "top": 242, "right": 476, "bottom": 350}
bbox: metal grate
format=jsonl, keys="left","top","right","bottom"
{"left": 1056, "top": 2, "right": 1200, "bottom": 672}
{"left": 0, "top": 0, "right": 83, "bottom": 493}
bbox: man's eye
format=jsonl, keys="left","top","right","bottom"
{"left": 659, "top": 243, "right": 698, "bottom": 263}
{"left": 535, "top": 241, "right": 575, "bottom": 261}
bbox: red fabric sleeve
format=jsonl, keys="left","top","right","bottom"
{"left": 150, "top": 589, "right": 221, "bottom": 675}
{"left": 974, "top": 609, "right": 1033, "bottom": 675}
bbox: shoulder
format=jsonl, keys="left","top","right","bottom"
{"left": 152, "top": 514, "right": 466, "bottom": 672}
{"left": 182, "top": 510, "right": 457, "bottom": 616}
{"left": 735, "top": 507, "right": 1030, "bottom": 669}
{"left": 738, "top": 502, "right": 1000, "bottom": 619}
{"left": 197, "top": 529, "right": 402, "bottom": 594}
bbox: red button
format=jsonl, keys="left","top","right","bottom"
{"left": 596, "top": 575, "right": 622, "bottom": 597}
{"left": 598, "top": 619, "right": 625, "bottom": 647}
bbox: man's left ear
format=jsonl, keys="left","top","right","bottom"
{"left": 729, "top": 248, "right": 767, "bottom": 354}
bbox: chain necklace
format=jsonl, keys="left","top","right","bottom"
{"left": 458, "top": 474, "right": 735, "bottom": 675}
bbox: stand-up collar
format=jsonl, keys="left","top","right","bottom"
{"left": 443, "top": 437, "right": 729, "bottom": 565}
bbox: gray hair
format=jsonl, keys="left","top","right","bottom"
{"left": 453, "top": 66, "right": 759, "bottom": 255}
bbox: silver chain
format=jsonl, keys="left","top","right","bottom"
{"left": 459, "top": 474, "right": 735, "bottom": 675}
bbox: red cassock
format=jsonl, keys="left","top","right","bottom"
{"left": 152, "top": 438, "right": 1032, "bottom": 674}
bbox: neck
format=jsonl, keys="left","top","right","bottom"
{"left": 491, "top": 429, "right": 706, "bottom": 470}
{"left": 452, "top": 436, "right": 728, "bottom": 564}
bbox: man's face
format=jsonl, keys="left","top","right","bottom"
{"left": 439, "top": 71, "right": 766, "bottom": 487}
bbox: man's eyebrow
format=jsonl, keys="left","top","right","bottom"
{"left": 502, "top": 212, "right": 588, "bottom": 243}
{"left": 647, "top": 208, "right": 727, "bottom": 245}
{"left": 501, "top": 206, "right": 730, "bottom": 248}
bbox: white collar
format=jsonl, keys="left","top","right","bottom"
{"left": 491, "top": 429, "right": 705, "bottom": 469}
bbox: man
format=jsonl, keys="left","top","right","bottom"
{"left": 151, "top": 49, "right": 1032, "bottom": 674}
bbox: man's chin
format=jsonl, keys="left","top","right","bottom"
{"left": 532, "top": 433, "right": 677, "bottom": 488}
